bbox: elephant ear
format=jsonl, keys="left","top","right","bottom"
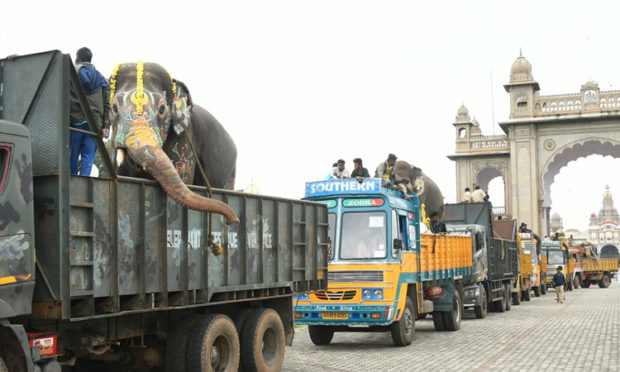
{"left": 171, "top": 80, "right": 193, "bottom": 135}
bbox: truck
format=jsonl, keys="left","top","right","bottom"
{"left": 542, "top": 240, "right": 575, "bottom": 291}
{"left": 293, "top": 179, "right": 473, "bottom": 346}
{"left": 0, "top": 51, "right": 328, "bottom": 372}
{"left": 517, "top": 232, "right": 546, "bottom": 299}
{"left": 569, "top": 244, "right": 618, "bottom": 289}
{"left": 443, "top": 202, "right": 519, "bottom": 319}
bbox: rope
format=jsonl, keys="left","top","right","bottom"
{"left": 184, "top": 129, "right": 224, "bottom": 256}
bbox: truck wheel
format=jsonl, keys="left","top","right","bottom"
{"left": 573, "top": 276, "right": 580, "bottom": 289}
{"left": 567, "top": 277, "right": 573, "bottom": 291}
{"left": 541, "top": 282, "right": 547, "bottom": 295}
{"left": 231, "top": 308, "right": 254, "bottom": 334}
{"left": 512, "top": 290, "right": 521, "bottom": 306}
{"left": 186, "top": 314, "right": 240, "bottom": 372}
{"left": 582, "top": 279, "right": 591, "bottom": 288}
{"left": 432, "top": 311, "right": 446, "bottom": 331}
{"left": 241, "top": 308, "right": 285, "bottom": 372}
{"left": 598, "top": 274, "right": 611, "bottom": 289}
{"left": 166, "top": 315, "right": 199, "bottom": 372}
{"left": 308, "top": 326, "right": 335, "bottom": 346}
{"left": 0, "top": 342, "right": 26, "bottom": 372}
{"left": 533, "top": 286, "right": 541, "bottom": 297}
{"left": 523, "top": 288, "right": 531, "bottom": 301}
{"left": 474, "top": 287, "right": 487, "bottom": 319}
{"left": 390, "top": 297, "right": 415, "bottom": 346}
{"left": 443, "top": 291, "right": 463, "bottom": 331}
{"left": 496, "top": 296, "right": 506, "bottom": 313}
{"left": 0, "top": 356, "right": 8, "bottom": 372}
{"left": 504, "top": 284, "right": 512, "bottom": 311}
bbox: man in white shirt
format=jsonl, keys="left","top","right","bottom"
{"left": 333, "top": 159, "right": 350, "bottom": 179}
{"left": 471, "top": 186, "right": 487, "bottom": 202}
{"left": 463, "top": 187, "right": 472, "bottom": 203}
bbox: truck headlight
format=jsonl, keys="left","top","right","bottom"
{"left": 373, "top": 289, "right": 383, "bottom": 299}
{"left": 363, "top": 289, "right": 372, "bottom": 299}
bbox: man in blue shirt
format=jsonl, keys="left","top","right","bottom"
{"left": 552, "top": 266, "right": 567, "bottom": 303}
{"left": 69, "top": 47, "right": 110, "bottom": 176}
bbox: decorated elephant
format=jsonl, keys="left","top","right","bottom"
{"left": 394, "top": 160, "right": 445, "bottom": 220}
{"left": 108, "top": 61, "right": 238, "bottom": 224}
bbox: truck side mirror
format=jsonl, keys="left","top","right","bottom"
{"left": 393, "top": 239, "right": 403, "bottom": 251}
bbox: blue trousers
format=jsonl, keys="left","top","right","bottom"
{"left": 70, "top": 122, "right": 96, "bottom": 176}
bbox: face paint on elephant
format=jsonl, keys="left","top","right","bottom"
{"left": 109, "top": 62, "right": 238, "bottom": 224}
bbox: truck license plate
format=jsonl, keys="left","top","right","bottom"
{"left": 322, "top": 312, "right": 348, "bottom": 320}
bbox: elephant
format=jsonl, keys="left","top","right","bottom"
{"left": 394, "top": 160, "right": 445, "bottom": 220}
{"left": 108, "top": 61, "right": 238, "bottom": 224}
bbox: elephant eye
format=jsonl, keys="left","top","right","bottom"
{"left": 112, "top": 103, "right": 119, "bottom": 114}
{"left": 158, "top": 104, "right": 166, "bottom": 115}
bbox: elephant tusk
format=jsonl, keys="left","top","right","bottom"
{"left": 116, "top": 148, "right": 126, "bottom": 168}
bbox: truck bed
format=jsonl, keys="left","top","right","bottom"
{"left": 583, "top": 257, "right": 618, "bottom": 273}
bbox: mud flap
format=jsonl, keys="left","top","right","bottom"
{"left": 431, "top": 279, "right": 454, "bottom": 312}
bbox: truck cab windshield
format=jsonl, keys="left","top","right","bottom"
{"left": 340, "top": 212, "right": 386, "bottom": 259}
{"left": 547, "top": 250, "right": 564, "bottom": 265}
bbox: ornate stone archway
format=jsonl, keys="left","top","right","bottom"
{"left": 450, "top": 54, "right": 620, "bottom": 236}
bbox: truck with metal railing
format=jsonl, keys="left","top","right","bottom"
{"left": 517, "top": 232, "right": 546, "bottom": 299}
{"left": 569, "top": 244, "right": 618, "bottom": 289}
{"left": 443, "top": 202, "right": 519, "bottom": 319}
{"left": 294, "top": 179, "right": 472, "bottom": 346}
{"left": 0, "top": 51, "right": 327, "bottom": 372}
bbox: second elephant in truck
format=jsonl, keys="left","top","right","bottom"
{"left": 394, "top": 160, "right": 445, "bottom": 220}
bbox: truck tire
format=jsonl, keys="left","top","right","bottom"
{"left": 474, "top": 287, "right": 487, "bottom": 319}
{"left": 598, "top": 273, "right": 611, "bottom": 289}
{"left": 231, "top": 308, "right": 254, "bottom": 334}
{"left": 496, "top": 296, "right": 506, "bottom": 313}
{"left": 308, "top": 326, "right": 335, "bottom": 345}
{"left": 567, "top": 276, "right": 573, "bottom": 291}
{"left": 166, "top": 315, "right": 199, "bottom": 372}
{"left": 432, "top": 311, "right": 446, "bottom": 331}
{"left": 390, "top": 297, "right": 415, "bottom": 346}
{"left": 241, "top": 308, "right": 285, "bottom": 372}
{"left": 0, "top": 358, "right": 6, "bottom": 372}
{"left": 504, "top": 284, "right": 512, "bottom": 311}
{"left": 533, "top": 286, "right": 541, "bottom": 297}
{"left": 512, "top": 290, "right": 521, "bottom": 306}
{"left": 582, "top": 279, "right": 590, "bottom": 288}
{"left": 541, "top": 282, "right": 547, "bottom": 295}
{"left": 443, "top": 291, "right": 463, "bottom": 331}
{"left": 523, "top": 288, "right": 531, "bottom": 301}
{"left": 0, "top": 342, "right": 26, "bottom": 372}
{"left": 186, "top": 314, "right": 240, "bottom": 372}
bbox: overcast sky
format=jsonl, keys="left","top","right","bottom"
{"left": 2, "top": 0, "right": 619, "bottom": 231}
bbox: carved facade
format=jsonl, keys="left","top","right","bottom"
{"left": 449, "top": 53, "right": 620, "bottom": 236}
{"left": 588, "top": 186, "right": 620, "bottom": 257}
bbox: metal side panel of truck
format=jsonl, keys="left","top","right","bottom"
{"left": 294, "top": 179, "right": 472, "bottom": 347}
{"left": 0, "top": 50, "right": 328, "bottom": 371}
{"left": 443, "top": 202, "right": 519, "bottom": 318}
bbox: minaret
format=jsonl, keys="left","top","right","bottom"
{"left": 503, "top": 52, "right": 540, "bottom": 118}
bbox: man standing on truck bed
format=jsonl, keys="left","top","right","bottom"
{"left": 471, "top": 185, "right": 487, "bottom": 202}
{"left": 69, "top": 47, "right": 110, "bottom": 176}
{"left": 553, "top": 266, "right": 567, "bottom": 303}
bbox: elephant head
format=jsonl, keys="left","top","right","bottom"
{"left": 109, "top": 62, "right": 239, "bottom": 224}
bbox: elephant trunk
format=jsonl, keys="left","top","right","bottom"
{"left": 125, "top": 121, "right": 239, "bottom": 224}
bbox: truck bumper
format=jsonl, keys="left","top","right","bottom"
{"left": 294, "top": 304, "right": 393, "bottom": 326}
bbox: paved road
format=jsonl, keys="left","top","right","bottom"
{"left": 283, "top": 282, "right": 620, "bottom": 372}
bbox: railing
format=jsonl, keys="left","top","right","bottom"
{"left": 492, "top": 206, "right": 506, "bottom": 215}
{"left": 469, "top": 135, "right": 509, "bottom": 151}
{"left": 535, "top": 89, "right": 620, "bottom": 116}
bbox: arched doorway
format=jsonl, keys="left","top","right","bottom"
{"left": 541, "top": 139, "right": 620, "bottom": 235}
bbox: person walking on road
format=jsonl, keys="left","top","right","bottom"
{"left": 552, "top": 266, "right": 567, "bottom": 303}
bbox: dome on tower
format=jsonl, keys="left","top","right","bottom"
{"left": 455, "top": 104, "right": 471, "bottom": 123}
{"left": 510, "top": 53, "right": 534, "bottom": 83}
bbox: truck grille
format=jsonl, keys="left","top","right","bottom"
{"left": 314, "top": 290, "right": 357, "bottom": 300}
{"left": 328, "top": 271, "right": 384, "bottom": 283}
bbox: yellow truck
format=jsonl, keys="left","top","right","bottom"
{"left": 295, "top": 179, "right": 473, "bottom": 346}
{"left": 518, "top": 233, "right": 546, "bottom": 300}
{"left": 542, "top": 240, "right": 576, "bottom": 290}
{"left": 580, "top": 247, "right": 618, "bottom": 288}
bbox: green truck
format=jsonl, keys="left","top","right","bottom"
{"left": 0, "top": 51, "right": 327, "bottom": 372}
